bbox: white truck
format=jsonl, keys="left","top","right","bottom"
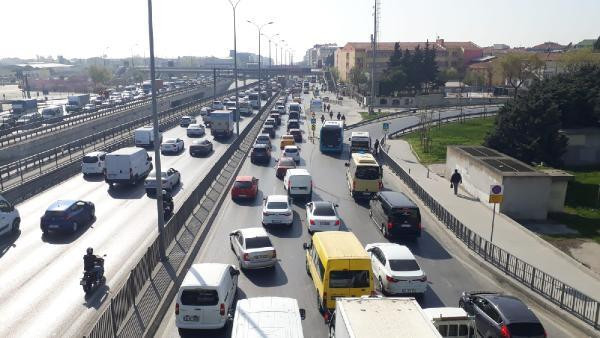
{"left": 422, "top": 307, "right": 476, "bottom": 338}
{"left": 104, "top": 147, "right": 153, "bottom": 187}
{"left": 0, "top": 194, "right": 20, "bottom": 237}
{"left": 328, "top": 297, "right": 442, "bottom": 338}
{"left": 134, "top": 126, "right": 162, "bottom": 147}
{"left": 210, "top": 110, "right": 234, "bottom": 138}
{"left": 65, "top": 94, "right": 90, "bottom": 112}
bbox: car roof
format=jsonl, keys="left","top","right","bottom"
{"left": 257, "top": 134, "right": 270, "bottom": 138}
{"left": 238, "top": 227, "right": 269, "bottom": 238}
{"left": 379, "top": 191, "right": 417, "bottom": 208}
{"left": 267, "top": 195, "right": 289, "bottom": 203}
{"left": 287, "top": 168, "right": 310, "bottom": 175}
{"left": 289, "top": 129, "right": 301, "bottom": 133}
{"left": 47, "top": 200, "right": 78, "bottom": 211}
{"left": 278, "top": 157, "right": 295, "bottom": 163}
{"left": 192, "top": 139, "right": 209, "bottom": 144}
{"left": 284, "top": 145, "right": 298, "bottom": 150}
{"left": 253, "top": 143, "right": 268, "bottom": 149}
{"left": 85, "top": 151, "right": 106, "bottom": 157}
{"left": 181, "top": 263, "right": 229, "bottom": 288}
{"left": 232, "top": 297, "right": 302, "bottom": 338}
{"left": 235, "top": 176, "right": 254, "bottom": 182}
{"left": 370, "top": 243, "right": 415, "bottom": 260}
{"left": 311, "top": 201, "right": 334, "bottom": 209}
{"left": 482, "top": 294, "right": 540, "bottom": 323}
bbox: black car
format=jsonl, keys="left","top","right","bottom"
{"left": 289, "top": 128, "right": 302, "bottom": 143}
{"left": 459, "top": 292, "right": 546, "bottom": 338}
{"left": 255, "top": 134, "right": 273, "bottom": 150}
{"left": 262, "top": 125, "right": 275, "bottom": 138}
{"left": 189, "top": 139, "right": 213, "bottom": 157}
{"left": 269, "top": 112, "right": 281, "bottom": 126}
{"left": 369, "top": 191, "right": 421, "bottom": 239}
{"left": 250, "top": 144, "right": 271, "bottom": 164}
{"left": 265, "top": 118, "right": 277, "bottom": 130}
{"left": 287, "top": 119, "right": 300, "bottom": 131}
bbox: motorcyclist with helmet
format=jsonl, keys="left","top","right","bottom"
{"left": 83, "top": 247, "right": 104, "bottom": 283}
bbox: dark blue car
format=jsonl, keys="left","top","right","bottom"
{"left": 40, "top": 200, "right": 95, "bottom": 234}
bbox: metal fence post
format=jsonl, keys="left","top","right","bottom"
{"left": 38, "top": 154, "right": 42, "bottom": 175}
{"left": 17, "top": 159, "right": 24, "bottom": 183}
{"left": 505, "top": 253, "right": 510, "bottom": 272}
{"left": 109, "top": 298, "right": 118, "bottom": 338}
{"left": 594, "top": 302, "right": 599, "bottom": 329}
{"left": 560, "top": 283, "right": 566, "bottom": 308}
{"left": 531, "top": 267, "right": 536, "bottom": 288}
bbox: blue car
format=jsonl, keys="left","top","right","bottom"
{"left": 40, "top": 200, "right": 95, "bottom": 234}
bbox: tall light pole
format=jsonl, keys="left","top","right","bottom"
{"left": 263, "top": 33, "right": 279, "bottom": 84}
{"left": 247, "top": 20, "right": 273, "bottom": 109}
{"left": 228, "top": 0, "right": 241, "bottom": 136}
{"left": 146, "top": 0, "right": 166, "bottom": 261}
{"left": 369, "top": 0, "right": 379, "bottom": 115}
{"left": 280, "top": 40, "right": 286, "bottom": 69}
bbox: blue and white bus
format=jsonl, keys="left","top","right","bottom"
{"left": 320, "top": 120, "right": 344, "bottom": 154}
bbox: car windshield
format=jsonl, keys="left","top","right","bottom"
{"left": 313, "top": 204, "right": 335, "bottom": 216}
{"left": 355, "top": 166, "right": 380, "bottom": 180}
{"left": 164, "top": 139, "right": 176, "bottom": 144}
{"left": 388, "top": 259, "right": 420, "bottom": 271}
{"left": 267, "top": 201, "right": 288, "bottom": 209}
{"left": 180, "top": 289, "right": 219, "bottom": 306}
{"left": 245, "top": 236, "right": 272, "bottom": 249}
{"left": 82, "top": 155, "right": 98, "bottom": 163}
{"left": 329, "top": 270, "right": 370, "bottom": 288}
{"left": 234, "top": 181, "right": 253, "bottom": 189}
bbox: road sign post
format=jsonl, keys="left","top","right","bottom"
{"left": 488, "top": 184, "right": 504, "bottom": 242}
{"left": 311, "top": 123, "right": 316, "bottom": 139}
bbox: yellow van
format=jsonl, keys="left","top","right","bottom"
{"left": 302, "top": 231, "right": 374, "bottom": 313}
{"left": 345, "top": 152, "right": 382, "bottom": 199}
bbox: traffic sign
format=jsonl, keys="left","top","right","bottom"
{"left": 311, "top": 124, "right": 316, "bottom": 131}
{"left": 488, "top": 184, "right": 504, "bottom": 203}
{"left": 382, "top": 122, "right": 390, "bottom": 132}
{"left": 311, "top": 117, "right": 316, "bottom": 124}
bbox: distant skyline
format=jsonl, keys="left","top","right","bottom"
{"left": 2, "top": 0, "right": 598, "bottom": 60}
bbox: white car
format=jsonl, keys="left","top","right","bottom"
{"left": 276, "top": 105, "right": 286, "bottom": 114}
{"left": 160, "top": 138, "right": 184, "bottom": 154}
{"left": 186, "top": 124, "right": 205, "bottom": 137}
{"left": 144, "top": 168, "right": 181, "bottom": 193}
{"left": 282, "top": 145, "right": 300, "bottom": 163}
{"left": 81, "top": 151, "right": 107, "bottom": 175}
{"left": 305, "top": 201, "right": 340, "bottom": 233}
{"left": 212, "top": 100, "right": 225, "bottom": 110}
{"left": 365, "top": 243, "right": 427, "bottom": 297}
{"left": 229, "top": 227, "right": 277, "bottom": 270}
{"left": 262, "top": 195, "right": 293, "bottom": 226}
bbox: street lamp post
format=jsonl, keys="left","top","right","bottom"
{"left": 247, "top": 20, "right": 273, "bottom": 110}
{"left": 228, "top": 0, "right": 241, "bottom": 136}
{"left": 263, "top": 33, "right": 279, "bottom": 89}
{"left": 146, "top": 0, "right": 166, "bottom": 261}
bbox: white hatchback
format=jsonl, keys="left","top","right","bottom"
{"left": 81, "top": 151, "right": 107, "bottom": 175}
{"left": 262, "top": 195, "right": 293, "bottom": 227}
{"left": 282, "top": 145, "right": 301, "bottom": 163}
{"left": 365, "top": 243, "right": 427, "bottom": 297}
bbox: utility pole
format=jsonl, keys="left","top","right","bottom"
{"left": 247, "top": 20, "right": 273, "bottom": 110}
{"left": 213, "top": 68, "right": 216, "bottom": 98}
{"left": 369, "top": 0, "right": 379, "bottom": 115}
{"left": 228, "top": 0, "right": 241, "bottom": 136}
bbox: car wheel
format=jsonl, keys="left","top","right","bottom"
{"left": 378, "top": 277, "right": 385, "bottom": 295}
{"left": 306, "top": 258, "right": 311, "bottom": 275}
{"left": 72, "top": 221, "right": 78, "bottom": 233}
{"left": 11, "top": 218, "right": 20, "bottom": 234}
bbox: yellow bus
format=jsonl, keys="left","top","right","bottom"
{"left": 345, "top": 152, "right": 382, "bottom": 199}
{"left": 302, "top": 231, "right": 374, "bottom": 314}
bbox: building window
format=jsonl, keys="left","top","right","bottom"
{"left": 392, "top": 99, "right": 400, "bottom": 106}
{"left": 379, "top": 98, "right": 388, "bottom": 105}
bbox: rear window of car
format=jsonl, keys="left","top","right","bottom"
{"left": 234, "top": 181, "right": 253, "bottom": 189}
{"left": 82, "top": 155, "right": 98, "bottom": 163}
{"left": 252, "top": 148, "right": 267, "bottom": 155}
{"left": 507, "top": 323, "right": 545, "bottom": 336}
{"left": 288, "top": 122, "right": 299, "bottom": 129}
{"left": 355, "top": 166, "right": 380, "bottom": 180}
{"left": 313, "top": 204, "right": 335, "bottom": 216}
{"left": 390, "top": 208, "right": 420, "bottom": 224}
{"left": 329, "top": 270, "right": 370, "bottom": 288}
{"left": 165, "top": 139, "right": 176, "bottom": 144}
{"left": 267, "top": 201, "right": 288, "bottom": 209}
{"left": 180, "top": 289, "right": 219, "bottom": 306}
{"left": 388, "top": 259, "right": 420, "bottom": 271}
{"left": 245, "top": 236, "right": 273, "bottom": 249}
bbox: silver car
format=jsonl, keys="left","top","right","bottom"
{"left": 186, "top": 124, "right": 205, "bottom": 137}
{"left": 229, "top": 227, "right": 277, "bottom": 270}
{"left": 144, "top": 168, "right": 181, "bottom": 194}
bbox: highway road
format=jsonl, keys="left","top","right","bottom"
{"left": 0, "top": 100, "right": 265, "bottom": 336}
{"left": 154, "top": 91, "right": 583, "bottom": 337}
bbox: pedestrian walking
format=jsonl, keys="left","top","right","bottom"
{"left": 373, "top": 138, "right": 379, "bottom": 155}
{"left": 450, "top": 169, "right": 462, "bottom": 195}
{"left": 320, "top": 114, "right": 325, "bottom": 124}
{"left": 327, "top": 103, "right": 330, "bottom": 111}
{"left": 336, "top": 112, "right": 341, "bottom": 120}
{"left": 329, "top": 111, "right": 333, "bottom": 119}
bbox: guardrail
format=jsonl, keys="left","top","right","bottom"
{"left": 0, "top": 82, "right": 220, "bottom": 146}
{"left": 86, "top": 91, "right": 280, "bottom": 338}
{"left": 0, "top": 82, "right": 256, "bottom": 203}
{"left": 379, "top": 146, "right": 600, "bottom": 330}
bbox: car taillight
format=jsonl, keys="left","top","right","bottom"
{"left": 386, "top": 275, "right": 399, "bottom": 283}
{"left": 310, "top": 219, "right": 315, "bottom": 225}
{"left": 335, "top": 219, "right": 340, "bottom": 226}
{"left": 352, "top": 181, "right": 356, "bottom": 190}
{"left": 378, "top": 181, "right": 383, "bottom": 190}
{"left": 220, "top": 303, "right": 225, "bottom": 316}
{"left": 243, "top": 253, "right": 250, "bottom": 261}
{"left": 387, "top": 222, "right": 393, "bottom": 230}
{"left": 272, "top": 250, "right": 277, "bottom": 258}
{"left": 175, "top": 303, "right": 179, "bottom": 315}
{"left": 500, "top": 324, "right": 510, "bottom": 338}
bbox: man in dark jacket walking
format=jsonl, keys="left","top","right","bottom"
{"left": 450, "top": 169, "right": 462, "bottom": 195}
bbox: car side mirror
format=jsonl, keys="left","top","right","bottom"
{"left": 344, "top": 162, "right": 350, "bottom": 167}
{"left": 229, "top": 231, "right": 236, "bottom": 237}
{"left": 366, "top": 248, "right": 373, "bottom": 253}
{"left": 233, "top": 269, "right": 240, "bottom": 276}
{"left": 299, "top": 309, "right": 306, "bottom": 320}
{"left": 148, "top": 156, "right": 152, "bottom": 161}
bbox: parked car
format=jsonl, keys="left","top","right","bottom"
{"left": 180, "top": 116, "right": 193, "bottom": 127}
{"left": 459, "top": 292, "right": 546, "bottom": 338}
{"left": 186, "top": 124, "right": 205, "bottom": 137}
{"left": 229, "top": 227, "right": 277, "bottom": 270}
{"left": 161, "top": 138, "right": 185, "bottom": 154}
{"left": 250, "top": 144, "right": 271, "bottom": 164}
{"left": 282, "top": 145, "right": 301, "bottom": 163}
{"left": 189, "top": 139, "right": 213, "bottom": 157}
{"left": 81, "top": 151, "right": 107, "bottom": 176}
{"left": 280, "top": 134, "right": 295, "bottom": 150}
{"left": 365, "top": 243, "right": 427, "bottom": 297}
{"left": 289, "top": 128, "right": 302, "bottom": 143}
{"left": 40, "top": 200, "right": 95, "bottom": 234}
{"left": 144, "top": 168, "right": 181, "bottom": 194}
{"left": 262, "top": 195, "right": 293, "bottom": 227}
{"left": 275, "top": 157, "right": 296, "bottom": 179}
{"left": 304, "top": 201, "right": 340, "bottom": 233}
{"left": 231, "top": 176, "right": 259, "bottom": 200}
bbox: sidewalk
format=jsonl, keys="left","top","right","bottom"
{"left": 385, "top": 138, "right": 600, "bottom": 300}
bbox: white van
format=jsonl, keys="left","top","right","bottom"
{"left": 41, "top": 105, "right": 64, "bottom": 123}
{"left": 231, "top": 297, "right": 305, "bottom": 338}
{"left": 283, "top": 168, "right": 312, "bottom": 199}
{"left": 423, "top": 307, "right": 476, "bottom": 338}
{"left": 176, "top": 263, "right": 240, "bottom": 333}
{"left": 81, "top": 151, "right": 107, "bottom": 176}
{"left": 104, "top": 147, "right": 153, "bottom": 187}
{"left": 134, "top": 126, "right": 162, "bottom": 147}
{"left": 0, "top": 194, "right": 20, "bottom": 237}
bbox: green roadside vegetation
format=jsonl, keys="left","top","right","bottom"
{"left": 358, "top": 110, "right": 392, "bottom": 120}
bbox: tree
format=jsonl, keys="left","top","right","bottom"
{"left": 594, "top": 36, "right": 600, "bottom": 51}
{"left": 493, "top": 53, "right": 543, "bottom": 99}
{"left": 348, "top": 67, "right": 367, "bottom": 87}
{"left": 463, "top": 70, "right": 485, "bottom": 86}
{"left": 88, "top": 65, "right": 111, "bottom": 87}
{"left": 329, "top": 67, "right": 340, "bottom": 83}
{"left": 442, "top": 67, "right": 459, "bottom": 82}
{"left": 559, "top": 49, "right": 600, "bottom": 73}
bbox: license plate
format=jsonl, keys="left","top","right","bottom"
{"left": 108, "top": 174, "right": 116, "bottom": 178}
{"left": 183, "top": 315, "right": 199, "bottom": 322}
{"left": 402, "top": 289, "right": 416, "bottom": 293}
{"left": 401, "top": 224, "right": 412, "bottom": 228}
{"left": 49, "top": 224, "right": 59, "bottom": 229}
{"left": 238, "top": 195, "right": 247, "bottom": 198}
{"left": 256, "top": 255, "right": 269, "bottom": 259}
{"left": 320, "top": 221, "right": 329, "bottom": 225}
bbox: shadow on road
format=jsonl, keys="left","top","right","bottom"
{"left": 0, "top": 229, "right": 20, "bottom": 259}
{"left": 265, "top": 210, "right": 303, "bottom": 239}
{"left": 41, "top": 217, "right": 97, "bottom": 245}
{"left": 243, "top": 262, "right": 288, "bottom": 287}
{"left": 403, "top": 231, "right": 453, "bottom": 260}
{"left": 107, "top": 184, "right": 146, "bottom": 200}
{"left": 83, "top": 285, "right": 111, "bottom": 309}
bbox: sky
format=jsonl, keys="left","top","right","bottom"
{"left": 1, "top": 0, "right": 598, "bottom": 60}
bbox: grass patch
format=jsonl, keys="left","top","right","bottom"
{"left": 401, "top": 117, "right": 495, "bottom": 164}
{"left": 358, "top": 111, "right": 392, "bottom": 120}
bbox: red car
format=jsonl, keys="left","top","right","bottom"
{"left": 276, "top": 157, "right": 296, "bottom": 179}
{"left": 231, "top": 176, "right": 259, "bottom": 200}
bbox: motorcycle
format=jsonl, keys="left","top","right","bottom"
{"left": 163, "top": 190, "right": 174, "bottom": 220}
{"left": 81, "top": 256, "right": 106, "bottom": 295}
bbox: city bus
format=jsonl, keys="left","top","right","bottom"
{"left": 248, "top": 92, "right": 259, "bottom": 109}
{"left": 320, "top": 120, "right": 344, "bottom": 154}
